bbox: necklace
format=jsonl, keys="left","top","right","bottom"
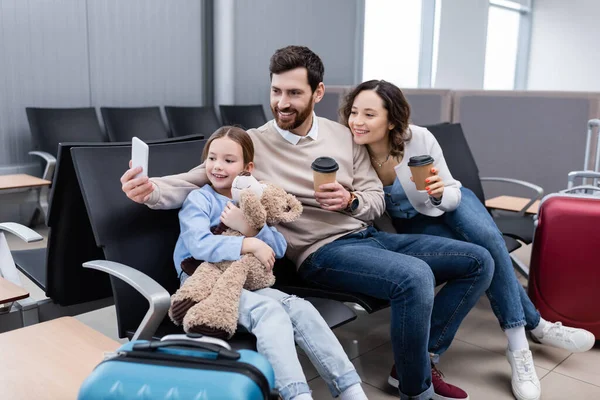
{"left": 371, "top": 153, "right": 391, "bottom": 168}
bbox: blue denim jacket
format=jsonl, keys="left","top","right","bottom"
{"left": 173, "top": 184, "right": 287, "bottom": 277}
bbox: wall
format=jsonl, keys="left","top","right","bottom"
{"left": 527, "top": 0, "right": 600, "bottom": 91}
{"left": 433, "top": 0, "right": 489, "bottom": 89}
{"left": 0, "top": 0, "right": 204, "bottom": 170}
{"left": 214, "top": 0, "right": 365, "bottom": 117}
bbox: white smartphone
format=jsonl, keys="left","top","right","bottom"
{"left": 131, "top": 137, "right": 149, "bottom": 178}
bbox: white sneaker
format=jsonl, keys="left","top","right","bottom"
{"left": 506, "top": 348, "right": 541, "bottom": 400}
{"left": 530, "top": 321, "right": 596, "bottom": 352}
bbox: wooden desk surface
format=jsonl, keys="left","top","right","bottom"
{"left": 0, "top": 174, "right": 51, "bottom": 190}
{"left": 0, "top": 317, "right": 120, "bottom": 400}
{"left": 0, "top": 276, "right": 29, "bottom": 303}
{"left": 486, "top": 195, "right": 540, "bottom": 214}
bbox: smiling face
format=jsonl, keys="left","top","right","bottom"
{"left": 348, "top": 89, "right": 393, "bottom": 146}
{"left": 270, "top": 67, "right": 323, "bottom": 134}
{"left": 205, "top": 137, "right": 253, "bottom": 197}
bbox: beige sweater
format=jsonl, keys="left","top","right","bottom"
{"left": 147, "top": 117, "right": 385, "bottom": 267}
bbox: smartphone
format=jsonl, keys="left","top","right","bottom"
{"left": 131, "top": 137, "right": 149, "bottom": 178}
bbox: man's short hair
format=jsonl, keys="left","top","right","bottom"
{"left": 269, "top": 45, "right": 324, "bottom": 93}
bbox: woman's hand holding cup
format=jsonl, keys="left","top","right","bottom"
{"left": 408, "top": 155, "right": 444, "bottom": 199}
{"left": 410, "top": 167, "right": 444, "bottom": 199}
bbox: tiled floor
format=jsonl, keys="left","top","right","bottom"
{"left": 5, "top": 227, "right": 600, "bottom": 399}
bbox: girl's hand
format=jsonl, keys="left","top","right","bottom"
{"left": 220, "top": 202, "right": 258, "bottom": 236}
{"left": 250, "top": 239, "right": 276, "bottom": 271}
{"left": 411, "top": 167, "right": 444, "bottom": 199}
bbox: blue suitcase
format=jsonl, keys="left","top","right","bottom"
{"left": 78, "top": 336, "right": 279, "bottom": 399}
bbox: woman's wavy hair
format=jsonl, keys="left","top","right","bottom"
{"left": 340, "top": 80, "right": 412, "bottom": 158}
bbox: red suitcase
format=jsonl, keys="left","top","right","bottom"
{"left": 528, "top": 192, "right": 600, "bottom": 338}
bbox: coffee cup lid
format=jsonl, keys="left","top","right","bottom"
{"left": 311, "top": 157, "right": 339, "bottom": 173}
{"left": 407, "top": 155, "right": 434, "bottom": 167}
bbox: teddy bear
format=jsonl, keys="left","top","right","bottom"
{"left": 168, "top": 172, "right": 303, "bottom": 339}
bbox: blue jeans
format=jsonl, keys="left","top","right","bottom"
{"left": 299, "top": 226, "right": 494, "bottom": 400}
{"left": 238, "top": 288, "right": 361, "bottom": 399}
{"left": 392, "top": 187, "right": 541, "bottom": 331}
{"left": 181, "top": 273, "right": 361, "bottom": 400}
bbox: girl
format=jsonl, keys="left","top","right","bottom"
{"left": 173, "top": 126, "right": 368, "bottom": 400}
{"left": 340, "top": 80, "right": 596, "bottom": 400}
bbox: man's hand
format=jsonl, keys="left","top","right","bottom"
{"left": 314, "top": 182, "right": 351, "bottom": 211}
{"left": 120, "top": 160, "right": 154, "bottom": 204}
{"left": 242, "top": 238, "right": 275, "bottom": 271}
{"left": 220, "top": 202, "right": 258, "bottom": 237}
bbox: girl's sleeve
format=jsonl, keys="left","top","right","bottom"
{"left": 254, "top": 225, "right": 287, "bottom": 259}
{"left": 178, "top": 190, "right": 244, "bottom": 262}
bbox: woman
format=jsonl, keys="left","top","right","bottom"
{"left": 340, "top": 80, "right": 596, "bottom": 400}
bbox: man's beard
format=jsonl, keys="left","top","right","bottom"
{"left": 271, "top": 103, "right": 313, "bottom": 131}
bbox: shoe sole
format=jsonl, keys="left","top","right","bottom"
{"left": 528, "top": 330, "right": 596, "bottom": 353}
{"left": 511, "top": 385, "right": 540, "bottom": 400}
{"left": 433, "top": 394, "right": 469, "bottom": 400}
{"left": 387, "top": 375, "right": 469, "bottom": 400}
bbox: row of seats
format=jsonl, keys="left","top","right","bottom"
{"left": 4, "top": 123, "right": 533, "bottom": 342}
{"left": 3, "top": 134, "right": 365, "bottom": 340}
{"left": 26, "top": 105, "right": 268, "bottom": 157}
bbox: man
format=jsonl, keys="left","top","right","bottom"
{"left": 122, "top": 46, "right": 495, "bottom": 400}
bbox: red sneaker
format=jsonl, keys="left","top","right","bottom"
{"left": 388, "top": 364, "right": 469, "bottom": 400}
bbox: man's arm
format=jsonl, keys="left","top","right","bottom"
{"left": 313, "top": 141, "right": 385, "bottom": 221}
{"left": 121, "top": 163, "right": 209, "bottom": 210}
{"left": 349, "top": 140, "right": 386, "bottom": 221}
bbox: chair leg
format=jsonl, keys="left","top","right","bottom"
{"left": 16, "top": 298, "right": 40, "bottom": 326}
{"left": 511, "top": 253, "right": 529, "bottom": 278}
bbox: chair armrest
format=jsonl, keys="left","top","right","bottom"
{"left": 0, "top": 223, "right": 43, "bottom": 243}
{"left": 481, "top": 177, "right": 544, "bottom": 216}
{"left": 28, "top": 151, "right": 56, "bottom": 182}
{"left": 82, "top": 260, "right": 171, "bottom": 341}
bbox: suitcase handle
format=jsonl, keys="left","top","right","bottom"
{"left": 132, "top": 340, "right": 241, "bottom": 361}
{"left": 562, "top": 185, "right": 600, "bottom": 194}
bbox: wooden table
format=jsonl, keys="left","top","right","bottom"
{"left": 0, "top": 276, "right": 29, "bottom": 303}
{"left": 485, "top": 195, "right": 541, "bottom": 214}
{"left": 0, "top": 174, "right": 51, "bottom": 190}
{"left": 0, "top": 317, "right": 120, "bottom": 400}
{"left": 0, "top": 174, "right": 52, "bottom": 226}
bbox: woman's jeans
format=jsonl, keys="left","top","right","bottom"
{"left": 393, "top": 187, "right": 541, "bottom": 331}
{"left": 181, "top": 273, "right": 361, "bottom": 400}
{"left": 299, "top": 226, "right": 494, "bottom": 400}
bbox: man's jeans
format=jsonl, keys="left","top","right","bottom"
{"left": 299, "top": 226, "right": 494, "bottom": 400}
{"left": 181, "top": 271, "right": 361, "bottom": 400}
{"left": 393, "top": 187, "right": 541, "bottom": 331}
